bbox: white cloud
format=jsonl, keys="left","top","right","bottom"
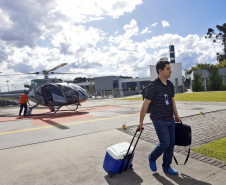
{"left": 151, "top": 22, "right": 158, "bottom": 27}
{"left": 147, "top": 34, "right": 221, "bottom": 69}
{"left": 0, "top": 0, "right": 56, "bottom": 48}
{"left": 54, "top": 0, "right": 143, "bottom": 22}
{"left": 0, "top": 31, "right": 221, "bottom": 91}
{"left": 123, "top": 19, "right": 139, "bottom": 38}
{"left": 51, "top": 24, "right": 104, "bottom": 56}
{"left": 140, "top": 27, "right": 151, "bottom": 35}
{"left": 0, "top": 8, "right": 13, "bottom": 29}
{"left": 162, "top": 20, "right": 170, "bottom": 27}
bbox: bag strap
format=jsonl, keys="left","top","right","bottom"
{"left": 147, "top": 78, "right": 159, "bottom": 112}
{"left": 184, "top": 146, "right": 191, "bottom": 165}
{"left": 173, "top": 146, "right": 190, "bottom": 165}
{"left": 153, "top": 78, "right": 160, "bottom": 98}
{"left": 144, "top": 78, "right": 159, "bottom": 100}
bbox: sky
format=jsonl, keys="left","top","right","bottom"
{"left": 0, "top": 0, "right": 225, "bottom": 92}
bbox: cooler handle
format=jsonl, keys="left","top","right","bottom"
{"left": 119, "top": 128, "right": 144, "bottom": 172}
{"left": 125, "top": 128, "right": 144, "bottom": 170}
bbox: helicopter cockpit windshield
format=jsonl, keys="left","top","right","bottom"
{"left": 60, "top": 85, "right": 78, "bottom": 99}
{"left": 57, "top": 84, "right": 80, "bottom": 104}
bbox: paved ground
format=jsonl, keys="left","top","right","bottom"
{"left": 0, "top": 97, "right": 226, "bottom": 184}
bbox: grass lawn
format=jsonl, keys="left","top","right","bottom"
{"left": 174, "top": 91, "right": 226, "bottom": 102}
{"left": 118, "top": 91, "right": 226, "bottom": 102}
{"left": 193, "top": 138, "right": 226, "bottom": 161}
{"left": 0, "top": 98, "right": 9, "bottom": 101}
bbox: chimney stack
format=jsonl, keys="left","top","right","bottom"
{"left": 169, "top": 45, "right": 175, "bottom": 63}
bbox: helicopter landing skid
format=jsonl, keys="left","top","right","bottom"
{"left": 74, "top": 103, "right": 81, "bottom": 111}
{"left": 52, "top": 106, "right": 62, "bottom": 115}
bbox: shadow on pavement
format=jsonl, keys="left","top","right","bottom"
{"left": 153, "top": 172, "right": 211, "bottom": 185}
{"left": 32, "top": 118, "right": 70, "bottom": 130}
{"left": 104, "top": 169, "right": 143, "bottom": 185}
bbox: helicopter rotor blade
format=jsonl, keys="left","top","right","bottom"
{"left": 51, "top": 72, "right": 84, "bottom": 74}
{"left": 25, "top": 72, "right": 40, "bottom": 74}
{"left": 3, "top": 72, "right": 40, "bottom": 75}
{"left": 47, "top": 63, "right": 68, "bottom": 73}
{"left": 0, "top": 63, "right": 85, "bottom": 77}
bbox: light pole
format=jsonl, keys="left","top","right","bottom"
{"left": 6, "top": 80, "right": 10, "bottom": 92}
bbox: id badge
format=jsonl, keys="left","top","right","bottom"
{"left": 164, "top": 94, "right": 169, "bottom": 106}
{"left": 165, "top": 99, "right": 169, "bottom": 106}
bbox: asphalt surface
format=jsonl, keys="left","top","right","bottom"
{"left": 0, "top": 96, "right": 226, "bottom": 185}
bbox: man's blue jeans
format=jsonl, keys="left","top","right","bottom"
{"left": 150, "top": 119, "right": 175, "bottom": 170}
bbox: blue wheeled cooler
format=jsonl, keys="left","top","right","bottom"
{"left": 103, "top": 142, "right": 134, "bottom": 176}
{"left": 103, "top": 128, "right": 144, "bottom": 178}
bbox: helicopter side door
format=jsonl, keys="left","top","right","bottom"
{"left": 41, "top": 85, "right": 53, "bottom": 104}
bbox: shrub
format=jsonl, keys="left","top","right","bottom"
{"left": 192, "top": 73, "right": 204, "bottom": 91}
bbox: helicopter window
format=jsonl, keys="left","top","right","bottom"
{"left": 35, "top": 87, "right": 42, "bottom": 96}
{"left": 61, "top": 86, "right": 78, "bottom": 98}
{"left": 49, "top": 84, "right": 64, "bottom": 97}
{"left": 69, "top": 83, "right": 79, "bottom": 90}
{"left": 78, "top": 89, "right": 86, "bottom": 97}
{"left": 74, "top": 91, "right": 79, "bottom": 98}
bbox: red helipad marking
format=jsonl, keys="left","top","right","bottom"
{"left": 0, "top": 105, "right": 122, "bottom": 125}
{"left": 0, "top": 116, "right": 24, "bottom": 122}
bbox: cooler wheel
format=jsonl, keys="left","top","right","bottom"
{"left": 129, "top": 164, "right": 133, "bottom": 169}
{"left": 108, "top": 172, "right": 113, "bottom": 178}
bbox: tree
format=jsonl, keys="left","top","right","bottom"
{"left": 73, "top": 77, "right": 87, "bottom": 83}
{"left": 73, "top": 77, "right": 94, "bottom": 83}
{"left": 207, "top": 68, "right": 223, "bottom": 91}
{"left": 216, "top": 60, "right": 226, "bottom": 68}
{"left": 186, "top": 63, "right": 215, "bottom": 74}
{"left": 205, "top": 23, "right": 226, "bottom": 60}
{"left": 89, "top": 82, "right": 94, "bottom": 94}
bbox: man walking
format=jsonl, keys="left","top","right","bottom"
{"left": 19, "top": 91, "right": 30, "bottom": 116}
{"left": 137, "top": 60, "right": 180, "bottom": 175}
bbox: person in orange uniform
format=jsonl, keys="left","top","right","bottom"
{"left": 19, "top": 91, "right": 30, "bottom": 116}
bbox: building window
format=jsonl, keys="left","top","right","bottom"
{"left": 113, "top": 80, "right": 119, "bottom": 90}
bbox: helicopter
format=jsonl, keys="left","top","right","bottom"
{"left": 0, "top": 63, "right": 88, "bottom": 115}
